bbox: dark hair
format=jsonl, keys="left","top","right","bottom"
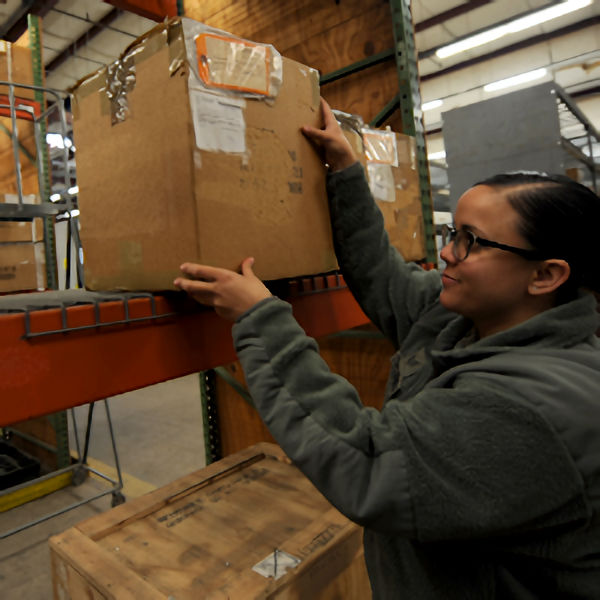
{"left": 475, "top": 171, "right": 600, "bottom": 300}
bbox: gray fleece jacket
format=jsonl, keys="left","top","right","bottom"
{"left": 232, "top": 162, "right": 600, "bottom": 598}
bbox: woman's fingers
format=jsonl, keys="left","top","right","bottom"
{"left": 320, "top": 97, "right": 337, "bottom": 127}
{"left": 178, "top": 262, "right": 224, "bottom": 281}
{"left": 301, "top": 124, "right": 327, "bottom": 145}
{"left": 174, "top": 259, "right": 272, "bottom": 321}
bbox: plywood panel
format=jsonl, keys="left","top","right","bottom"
{"left": 322, "top": 61, "right": 404, "bottom": 130}
{"left": 216, "top": 327, "right": 394, "bottom": 456}
{"left": 283, "top": 4, "right": 394, "bottom": 75}
{"left": 10, "top": 416, "right": 61, "bottom": 471}
{"left": 183, "top": 0, "right": 402, "bottom": 129}
{"left": 185, "top": 0, "right": 374, "bottom": 52}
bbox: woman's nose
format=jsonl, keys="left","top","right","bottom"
{"left": 439, "top": 241, "right": 456, "bottom": 264}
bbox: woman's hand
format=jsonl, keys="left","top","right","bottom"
{"left": 174, "top": 257, "right": 272, "bottom": 321}
{"left": 302, "top": 97, "right": 358, "bottom": 172}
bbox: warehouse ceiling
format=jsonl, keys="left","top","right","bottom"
{"left": 0, "top": 0, "right": 598, "bottom": 154}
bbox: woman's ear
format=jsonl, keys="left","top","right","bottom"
{"left": 529, "top": 259, "right": 571, "bottom": 295}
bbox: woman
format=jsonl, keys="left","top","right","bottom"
{"left": 174, "top": 99, "right": 600, "bottom": 598}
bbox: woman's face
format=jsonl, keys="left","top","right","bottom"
{"left": 439, "top": 185, "right": 540, "bottom": 337}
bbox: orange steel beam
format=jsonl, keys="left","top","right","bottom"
{"left": 0, "top": 289, "right": 368, "bottom": 427}
{"left": 102, "top": 0, "right": 178, "bottom": 21}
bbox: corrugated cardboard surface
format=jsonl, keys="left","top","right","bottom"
{"left": 72, "top": 19, "right": 336, "bottom": 291}
{"left": 0, "top": 44, "right": 39, "bottom": 196}
{"left": 0, "top": 242, "right": 46, "bottom": 292}
{"left": 0, "top": 218, "right": 44, "bottom": 243}
{"left": 0, "top": 193, "right": 40, "bottom": 205}
{"left": 343, "top": 127, "right": 425, "bottom": 262}
{"left": 0, "top": 44, "right": 35, "bottom": 99}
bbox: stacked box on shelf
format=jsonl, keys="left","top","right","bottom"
{"left": 338, "top": 113, "right": 426, "bottom": 262}
{"left": 71, "top": 17, "right": 337, "bottom": 291}
{"left": 50, "top": 443, "right": 370, "bottom": 599}
{"left": 0, "top": 202, "right": 45, "bottom": 292}
{"left": 0, "top": 41, "right": 40, "bottom": 197}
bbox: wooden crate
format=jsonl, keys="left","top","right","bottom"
{"left": 49, "top": 443, "right": 371, "bottom": 599}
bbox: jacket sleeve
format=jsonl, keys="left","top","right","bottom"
{"left": 327, "top": 162, "right": 441, "bottom": 347}
{"left": 232, "top": 297, "right": 590, "bottom": 541}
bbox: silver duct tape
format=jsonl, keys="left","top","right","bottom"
{"left": 104, "top": 55, "right": 136, "bottom": 125}
{"left": 333, "top": 109, "right": 365, "bottom": 136}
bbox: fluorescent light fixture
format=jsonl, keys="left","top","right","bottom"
{"left": 70, "top": 209, "right": 80, "bottom": 218}
{"left": 484, "top": 68, "right": 547, "bottom": 92}
{"left": 437, "top": 28, "right": 506, "bottom": 58}
{"left": 428, "top": 150, "right": 447, "bottom": 161}
{"left": 46, "top": 133, "right": 64, "bottom": 148}
{"left": 50, "top": 193, "right": 61, "bottom": 202}
{"left": 46, "top": 133, "right": 74, "bottom": 149}
{"left": 422, "top": 99, "right": 443, "bottom": 111}
{"left": 68, "top": 186, "right": 79, "bottom": 195}
{"left": 506, "top": 0, "right": 592, "bottom": 33}
{"left": 436, "top": 0, "right": 592, "bottom": 59}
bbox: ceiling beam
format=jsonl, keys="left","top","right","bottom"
{"left": 419, "top": 0, "right": 565, "bottom": 60}
{"left": 420, "top": 15, "right": 600, "bottom": 82}
{"left": 0, "top": 0, "right": 59, "bottom": 42}
{"left": 44, "top": 8, "right": 123, "bottom": 74}
{"left": 101, "top": 0, "right": 178, "bottom": 22}
{"left": 415, "top": 0, "right": 494, "bottom": 33}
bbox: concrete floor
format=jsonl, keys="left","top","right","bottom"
{"left": 0, "top": 374, "right": 206, "bottom": 600}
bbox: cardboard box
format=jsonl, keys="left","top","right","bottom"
{"left": 0, "top": 218, "right": 44, "bottom": 243}
{"left": 340, "top": 118, "right": 425, "bottom": 262}
{"left": 49, "top": 443, "right": 370, "bottom": 599}
{"left": 0, "top": 42, "right": 40, "bottom": 197}
{"left": 0, "top": 242, "right": 46, "bottom": 292}
{"left": 71, "top": 18, "right": 337, "bottom": 291}
{"left": 0, "top": 42, "right": 35, "bottom": 99}
{"left": 0, "top": 192, "right": 40, "bottom": 205}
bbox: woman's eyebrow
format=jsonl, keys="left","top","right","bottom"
{"left": 457, "top": 222, "right": 488, "bottom": 237}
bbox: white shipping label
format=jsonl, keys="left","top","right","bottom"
{"left": 189, "top": 88, "right": 246, "bottom": 154}
{"left": 252, "top": 550, "right": 301, "bottom": 580}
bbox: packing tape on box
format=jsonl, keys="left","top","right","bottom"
{"left": 182, "top": 19, "right": 282, "bottom": 100}
{"left": 34, "top": 242, "right": 45, "bottom": 290}
{"left": 70, "top": 20, "right": 186, "bottom": 122}
{"left": 333, "top": 109, "right": 364, "bottom": 138}
{"left": 72, "top": 17, "right": 283, "bottom": 156}
{"left": 367, "top": 163, "right": 396, "bottom": 203}
{"left": 362, "top": 127, "right": 399, "bottom": 167}
{"left": 182, "top": 19, "right": 283, "bottom": 155}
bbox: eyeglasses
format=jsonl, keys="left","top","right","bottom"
{"left": 446, "top": 226, "right": 546, "bottom": 262}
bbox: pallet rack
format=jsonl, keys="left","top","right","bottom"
{"left": 1, "top": 0, "right": 431, "bottom": 530}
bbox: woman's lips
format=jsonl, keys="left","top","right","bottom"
{"left": 442, "top": 273, "right": 458, "bottom": 286}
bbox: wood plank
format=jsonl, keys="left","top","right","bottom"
{"left": 323, "top": 61, "right": 404, "bottom": 130}
{"left": 282, "top": 4, "right": 394, "bottom": 76}
{"left": 184, "top": 0, "right": 377, "bottom": 53}
{"left": 49, "top": 528, "right": 166, "bottom": 600}
{"left": 216, "top": 328, "right": 394, "bottom": 456}
{"left": 50, "top": 443, "right": 370, "bottom": 599}
{"left": 75, "top": 446, "right": 273, "bottom": 539}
